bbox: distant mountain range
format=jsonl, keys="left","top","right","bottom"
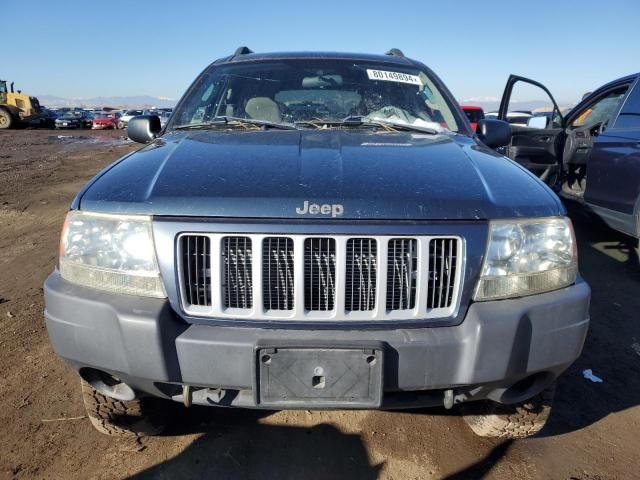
{"left": 37, "top": 95, "right": 177, "bottom": 109}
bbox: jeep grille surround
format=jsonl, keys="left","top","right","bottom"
{"left": 177, "top": 234, "right": 463, "bottom": 321}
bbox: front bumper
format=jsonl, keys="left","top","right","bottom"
{"left": 44, "top": 272, "right": 590, "bottom": 408}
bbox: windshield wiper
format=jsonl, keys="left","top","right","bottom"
{"left": 354, "top": 117, "right": 440, "bottom": 135}
{"left": 294, "top": 118, "right": 366, "bottom": 129}
{"left": 295, "top": 116, "right": 440, "bottom": 134}
{"left": 173, "top": 116, "right": 295, "bottom": 131}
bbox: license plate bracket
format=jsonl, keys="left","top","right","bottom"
{"left": 255, "top": 343, "right": 383, "bottom": 408}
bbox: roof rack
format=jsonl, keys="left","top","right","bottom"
{"left": 385, "top": 48, "right": 405, "bottom": 57}
{"left": 232, "top": 46, "right": 254, "bottom": 58}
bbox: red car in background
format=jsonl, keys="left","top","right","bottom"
{"left": 92, "top": 112, "right": 120, "bottom": 130}
{"left": 460, "top": 105, "right": 485, "bottom": 132}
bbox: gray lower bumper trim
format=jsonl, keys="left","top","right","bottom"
{"left": 44, "top": 272, "right": 590, "bottom": 405}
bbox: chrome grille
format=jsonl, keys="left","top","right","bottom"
{"left": 263, "top": 237, "right": 295, "bottom": 310}
{"left": 386, "top": 239, "right": 418, "bottom": 310}
{"left": 427, "top": 238, "right": 458, "bottom": 310}
{"left": 304, "top": 238, "right": 336, "bottom": 311}
{"left": 345, "top": 238, "right": 377, "bottom": 311}
{"left": 177, "top": 234, "right": 463, "bottom": 321}
{"left": 222, "top": 236, "right": 253, "bottom": 309}
{"left": 181, "top": 235, "right": 211, "bottom": 306}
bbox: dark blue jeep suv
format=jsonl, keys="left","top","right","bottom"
{"left": 44, "top": 49, "right": 591, "bottom": 440}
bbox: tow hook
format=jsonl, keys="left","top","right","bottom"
{"left": 443, "top": 389, "right": 454, "bottom": 410}
{"left": 183, "top": 384, "right": 192, "bottom": 408}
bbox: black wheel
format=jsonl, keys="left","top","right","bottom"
{"left": 81, "top": 379, "right": 167, "bottom": 437}
{"left": 462, "top": 385, "right": 554, "bottom": 439}
{"left": 117, "top": 121, "right": 125, "bottom": 129}
{"left": 0, "top": 109, "right": 14, "bottom": 129}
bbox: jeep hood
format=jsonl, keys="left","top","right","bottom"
{"left": 78, "top": 130, "right": 562, "bottom": 220}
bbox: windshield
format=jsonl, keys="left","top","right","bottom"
{"left": 170, "top": 59, "right": 460, "bottom": 132}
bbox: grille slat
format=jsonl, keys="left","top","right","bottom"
{"left": 305, "top": 238, "right": 336, "bottom": 311}
{"left": 345, "top": 238, "right": 377, "bottom": 311}
{"left": 179, "top": 234, "right": 460, "bottom": 320}
{"left": 427, "top": 238, "right": 458, "bottom": 310}
{"left": 181, "top": 235, "right": 211, "bottom": 306}
{"left": 222, "top": 236, "right": 253, "bottom": 309}
{"left": 386, "top": 239, "right": 417, "bottom": 311}
{"left": 263, "top": 237, "right": 295, "bottom": 310}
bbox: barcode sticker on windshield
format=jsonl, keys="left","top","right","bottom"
{"left": 366, "top": 69, "right": 423, "bottom": 85}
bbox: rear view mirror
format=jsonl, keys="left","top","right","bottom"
{"left": 127, "top": 115, "right": 161, "bottom": 144}
{"left": 476, "top": 119, "right": 511, "bottom": 148}
{"left": 302, "top": 75, "right": 343, "bottom": 88}
{"left": 527, "top": 116, "right": 548, "bottom": 129}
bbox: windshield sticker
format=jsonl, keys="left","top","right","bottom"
{"left": 366, "top": 69, "right": 423, "bottom": 86}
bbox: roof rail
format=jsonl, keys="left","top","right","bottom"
{"left": 233, "top": 46, "right": 254, "bottom": 58}
{"left": 385, "top": 48, "right": 405, "bottom": 57}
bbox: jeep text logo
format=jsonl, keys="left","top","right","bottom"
{"left": 296, "top": 201, "right": 344, "bottom": 218}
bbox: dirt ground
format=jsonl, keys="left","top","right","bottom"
{"left": 0, "top": 128, "right": 638, "bottom": 480}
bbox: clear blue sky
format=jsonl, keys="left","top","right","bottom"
{"left": 5, "top": 0, "right": 639, "bottom": 103}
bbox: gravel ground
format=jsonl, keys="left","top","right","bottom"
{"left": 0, "top": 129, "right": 638, "bottom": 479}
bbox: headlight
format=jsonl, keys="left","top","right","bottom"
{"left": 58, "top": 211, "right": 166, "bottom": 298}
{"left": 474, "top": 217, "right": 577, "bottom": 301}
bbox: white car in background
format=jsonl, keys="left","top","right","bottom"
{"left": 117, "top": 109, "right": 144, "bottom": 129}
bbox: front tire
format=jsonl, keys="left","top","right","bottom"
{"left": 81, "top": 379, "right": 167, "bottom": 437}
{"left": 462, "top": 385, "right": 554, "bottom": 439}
{"left": 0, "top": 109, "right": 14, "bottom": 129}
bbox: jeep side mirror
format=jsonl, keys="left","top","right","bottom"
{"left": 476, "top": 119, "right": 511, "bottom": 148}
{"left": 128, "top": 115, "right": 161, "bottom": 144}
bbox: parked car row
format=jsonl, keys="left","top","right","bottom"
{"left": 33, "top": 107, "right": 173, "bottom": 130}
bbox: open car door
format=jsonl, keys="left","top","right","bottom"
{"left": 498, "top": 75, "right": 564, "bottom": 186}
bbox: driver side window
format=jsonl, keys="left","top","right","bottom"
{"left": 570, "top": 86, "right": 629, "bottom": 128}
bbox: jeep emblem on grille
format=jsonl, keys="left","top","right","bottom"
{"left": 296, "top": 201, "right": 344, "bottom": 218}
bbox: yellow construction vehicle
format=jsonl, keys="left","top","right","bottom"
{"left": 0, "top": 79, "right": 43, "bottom": 129}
